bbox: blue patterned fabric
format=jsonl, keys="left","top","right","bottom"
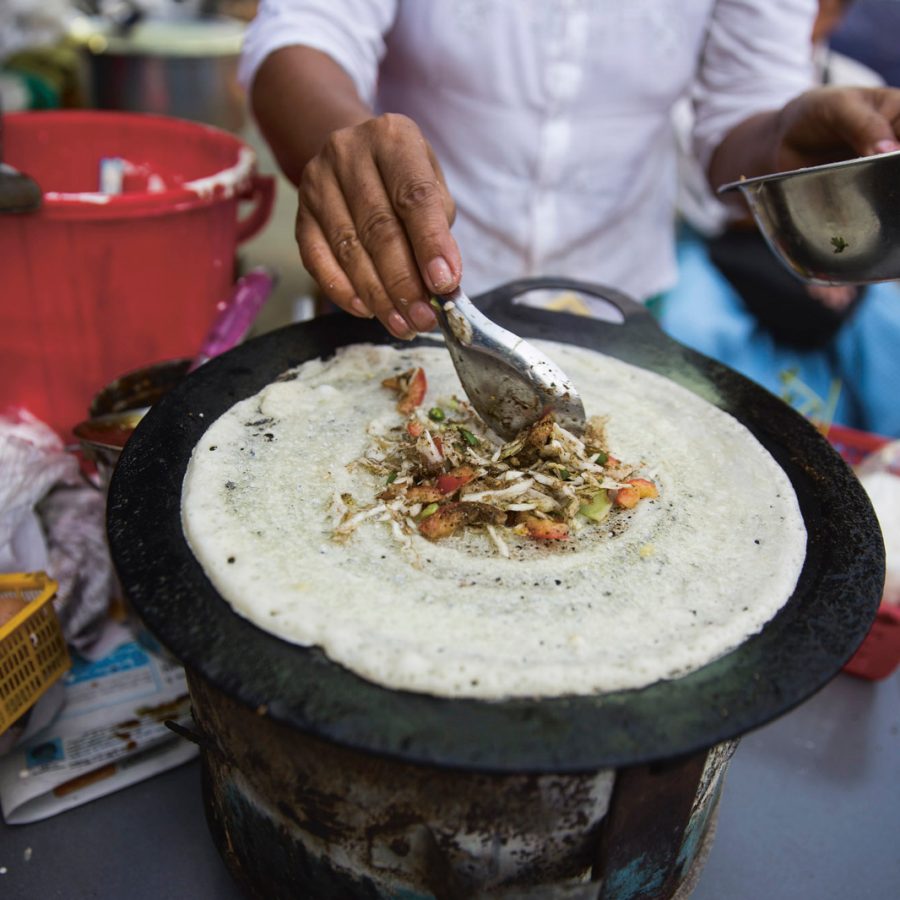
{"left": 658, "top": 230, "right": 900, "bottom": 437}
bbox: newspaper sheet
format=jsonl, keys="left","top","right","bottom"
{"left": 0, "top": 633, "right": 197, "bottom": 824}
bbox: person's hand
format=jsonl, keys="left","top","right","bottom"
{"left": 295, "top": 113, "right": 462, "bottom": 339}
{"left": 775, "top": 86, "right": 900, "bottom": 171}
{"left": 805, "top": 283, "right": 858, "bottom": 312}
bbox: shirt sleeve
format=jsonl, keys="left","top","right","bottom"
{"left": 238, "top": 0, "right": 399, "bottom": 106}
{"left": 692, "top": 0, "right": 818, "bottom": 170}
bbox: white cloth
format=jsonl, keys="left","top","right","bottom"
{"left": 0, "top": 410, "right": 78, "bottom": 574}
{"left": 240, "top": 0, "right": 816, "bottom": 301}
{"left": 0, "top": 410, "right": 114, "bottom": 652}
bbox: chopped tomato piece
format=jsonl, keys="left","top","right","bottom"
{"left": 627, "top": 477, "right": 659, "bottom": 499}
{"left": 436, "top": 465, "right": 476, "bottom": 495}
{"left": 406, "top": 420, "right": 424, "bottom": 438}
{"left": 398, "top": 367, "right": 427, "bottom": 414}
{"left": 615, "top": 478, "right": 658, "bottom": 509}
{"left": 614, "top": 486, "right": 640, "bottom": 508}
{"left": 382, "top": 367, "right": 428, "bottom": 414}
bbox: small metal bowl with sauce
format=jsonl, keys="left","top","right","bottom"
{"left": 75, "top": 358, "right": 191, "bottom": 489}
{"left": 719, "top": 149, "right": 900, "bottom": 285}
{"left": 74, "top": 408, "right": 150, "bottom": 490}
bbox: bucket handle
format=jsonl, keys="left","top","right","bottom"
{"left": 235, "top": 174, "right": 276, "bottom": 244}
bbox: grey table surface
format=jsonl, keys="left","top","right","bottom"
{"left": 0, "top": 668, "right": 897, "bottom": 900}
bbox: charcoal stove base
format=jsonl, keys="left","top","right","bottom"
{"left": 185, "top": 673, "right": 733, "bottom": 900}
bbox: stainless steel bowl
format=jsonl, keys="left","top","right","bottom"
{"left": 718, "top": 149, "right": 900, "bottom": 285}
{"left": 68, "top": 15, "right": 247, "bottom": 133}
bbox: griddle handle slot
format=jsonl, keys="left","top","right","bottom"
{"left": 472, "top": 277, "right": 656, "bottom": 330}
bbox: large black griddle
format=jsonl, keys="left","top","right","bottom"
{"left": 107, "top": 278, "right": 885, "bottom": 773}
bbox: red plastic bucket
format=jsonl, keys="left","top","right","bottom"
{"left": 0, "top": 111, "right": 275, "bottom": 436}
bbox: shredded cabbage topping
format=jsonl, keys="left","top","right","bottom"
{"left": 332, "top": 367, "right": 658, "bottom": 551}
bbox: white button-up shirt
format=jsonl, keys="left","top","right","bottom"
{"left": 240, "top": 0, "right": 815, "bottom": 301}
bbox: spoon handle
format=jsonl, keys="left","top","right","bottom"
{"left": 431, "top": 287, "right": 586, "bottom": 439}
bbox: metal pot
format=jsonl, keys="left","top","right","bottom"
{"left": 107, "top": 278, "right": 884, "bottom": 898}
{"left": 68, "top": 15, "right": 246, "bottom": 132}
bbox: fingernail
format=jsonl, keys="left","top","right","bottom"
{"left": 408, "top": 300, "right": 436, "bottom": 331}
{"left": 426, "top": 257, "right": 455, "bottom": 293}
{"left": 387, "top": 311, "right": 415, "bottom": 340}
{"left": 874, "top": 139, "right": 900, "bottom": 154}
{"left": 350, "top": 296, "right": 373, "bottom": 318}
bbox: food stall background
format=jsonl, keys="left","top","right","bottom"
{"left": 0, "top": 2, "right": 898, "bottom": 898}
{"left": 0, "top": 0, "right": 310, "bottom": 802}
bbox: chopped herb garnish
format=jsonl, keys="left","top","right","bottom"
{"left": 428, "top": 407, "right": 446, "bottom": 422}
{"left": 594, "top": 450, "right": 609, "bottom": 465}
{"left": 386, "top": 471, "right": 398, "bottom": 484}
{"left": 419, "top": 502, "right": 439, "bottom": 519}
{"left": 831, "top": 235, "right": 849, "bottom": 253}
{"left": 559, "top": 468, "right": 571, "bottom": 481}
{"left": 459, "top": 427, "right": 480, "bottom": 446}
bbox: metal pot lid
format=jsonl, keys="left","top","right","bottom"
{"left": 107, "top": 278, "right": 884, "bottom": 773}
{"left": 68, "top": 15, "right": 244, "bottom": 57}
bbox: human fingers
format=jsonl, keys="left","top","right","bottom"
{"left": 778, "top": 87, "right": 900, "bottom": 168}
{"left": 830, "top": 87, "right": 900, "bottom": 156}
{"left": 295, "top": 203, "right": 374, "bottom": 321}
{"left": 805, "top": 283, "right": 856, "bottom": 311}
{"left": 298, "top": 118, "right": 445, "bottom": 336}
{"left": 331, "top": 120, "right": 439, "bottom": 333}
{"left": 372, "top": 114, "right": 462, "bottom": 295}
{"left": 297, "top": 166, "right": 416, "bottom": 339}
{"left": 867, "top": 87, "right": 900, "bottom": 154}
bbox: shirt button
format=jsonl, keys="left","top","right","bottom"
{"left": 546, "top": 60, "right": 582, "bottom": 101}
{"left": 541, "top": 117, "right": 572, "bottom": 179}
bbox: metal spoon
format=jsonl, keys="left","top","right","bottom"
{"left": 430, "top": 287, "right": 586, "bottom": 439}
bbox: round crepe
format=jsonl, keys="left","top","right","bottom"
{"left": 181, "top": 341, "right": 806, "bottom": 700}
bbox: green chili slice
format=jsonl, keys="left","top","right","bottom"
{"left": 419, "top": 502, "right": 439, "bottom": 519}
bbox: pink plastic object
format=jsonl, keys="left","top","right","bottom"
{"left": 842, "top": 603, "right": 900, "bottom": 681}
{"left": 828, "top": 425, "right": 900, "bottom": 681}
{"left": 0, "top": 111, "right": 275, "bottom": 438}
{"left": 188, "top": 267, "right": 277, "bottom": 372}
{"left": 827, "top": 424, "right": 891, "bottom": 467}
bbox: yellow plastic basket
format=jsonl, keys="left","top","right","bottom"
{"left": 0, "top": 573, "right": 71, "bottom": 735}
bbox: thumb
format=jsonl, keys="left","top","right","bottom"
{"left": 834, "top": 90, "right": 900, "bottom": 156}
{"left": 871, "top": 138, "right": 900, "bottom": 155}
